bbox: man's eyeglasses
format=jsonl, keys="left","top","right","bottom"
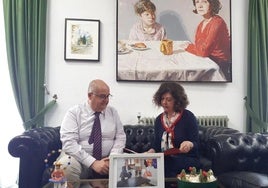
{"left": 92, "top": 93, "right": 112, "bottom": 100}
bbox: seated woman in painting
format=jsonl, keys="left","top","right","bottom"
{"left": 181, "top": 0, "right": 231, "bottom": 80}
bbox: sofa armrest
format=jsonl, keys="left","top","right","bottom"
{"left": 8, "top": 126, "right": 61, "bottom": 161}
{"left": 208, "top": 133, "right": 268, "bottom": 176}
{"left": 8, "top": 126, "right": 61, "bottom": 188}
{"left": 8, "top": 134, "right": 42, "bottom": 158}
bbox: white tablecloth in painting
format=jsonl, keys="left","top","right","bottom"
{"left": 117, "top": 41, "right": 226, "bottom": 82}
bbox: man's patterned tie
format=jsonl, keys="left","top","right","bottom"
{"left": 88, "top": 112, "right": 102, "bottom": 160}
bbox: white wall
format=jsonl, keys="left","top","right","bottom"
{"left": 45, "top": 0, "right": 248, "bottom": 132}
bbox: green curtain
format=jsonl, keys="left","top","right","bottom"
{"left": 245, "top": 0, "right": 268, "bottom": 132}
{"left": 3, "top": 0, "right": 56, "bottom": 130}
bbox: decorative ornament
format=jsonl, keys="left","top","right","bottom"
{"left": 49, "top": 161, "right": 68, "bottom": 188}
{"left": 177, "top": 167, "right": 216, "bottom": 183}
{"left": 44, "top": 149, "right": 71, "bottom": 188}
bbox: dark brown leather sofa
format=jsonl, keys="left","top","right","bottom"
{"left": 10, "top": 125, "right": 268, "bottom": 188}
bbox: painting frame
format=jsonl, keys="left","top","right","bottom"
{"left": 64, "top": 18, "right": 100, "bottom": 61}
{"left": 109, "top": 153, "right": 165, "bottom": 188}
{"left": 116, "top": 0, "right": 232, "bottom": 83}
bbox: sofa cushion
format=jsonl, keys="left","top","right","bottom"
{"left": 218, "top": 171, "right": 268, "bottom": 188}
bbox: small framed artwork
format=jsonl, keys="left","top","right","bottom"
{"left": 116, "top": 0, "right": 232, "bottom": 82}
{"left": 109, "top": 153, "right": 165, "bottom": 188}
{"left": 64, "top": 18, "right": 100, "bottom": 61}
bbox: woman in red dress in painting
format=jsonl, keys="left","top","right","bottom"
{"left": 182, "top": 0, "right": 231, "bottom": 81}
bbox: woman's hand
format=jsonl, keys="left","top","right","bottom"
{"left": 179, "top": 41, "right": 191, "bottom": 50}
{"left": 146, "top": 148, "right": 155, "bottom": 153}
{"left": 179, "top": 141, "right": 193, "bottom": 153}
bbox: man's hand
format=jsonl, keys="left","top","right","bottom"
{"left": 91, "top": 157, "right": 109, "bottom": 175}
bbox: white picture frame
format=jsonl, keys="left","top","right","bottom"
{"left": 109, "top": 153, "right": 165, "bottom": 188}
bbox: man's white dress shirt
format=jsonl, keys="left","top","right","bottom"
{"left": 60, "top": 101, "right": 126, "bottom": 168}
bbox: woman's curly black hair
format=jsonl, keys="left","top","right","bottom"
{"left": 153, "top": 82, "right": 189, "bottom": 112}
{"left": 192, "top": 0, "right": 222, "bottom": 15}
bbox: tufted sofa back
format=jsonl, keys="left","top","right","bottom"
{"left": 208, "top": 132, "right": 268, "bottom": 175}
{"left": 124, "top": 124, "right": 155, "bottom": 153}
{"left": 198, "top": 125, "right": 239, "bottom": 158}
{"left": 123, "top": 124, "right": 240, "bottom": 154}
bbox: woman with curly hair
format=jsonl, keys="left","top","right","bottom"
{"left": 147, "top": 82, "right": 200, "bottom": 178}
{"left": 182, "top": 0, "right": 231, "bottom": 80}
